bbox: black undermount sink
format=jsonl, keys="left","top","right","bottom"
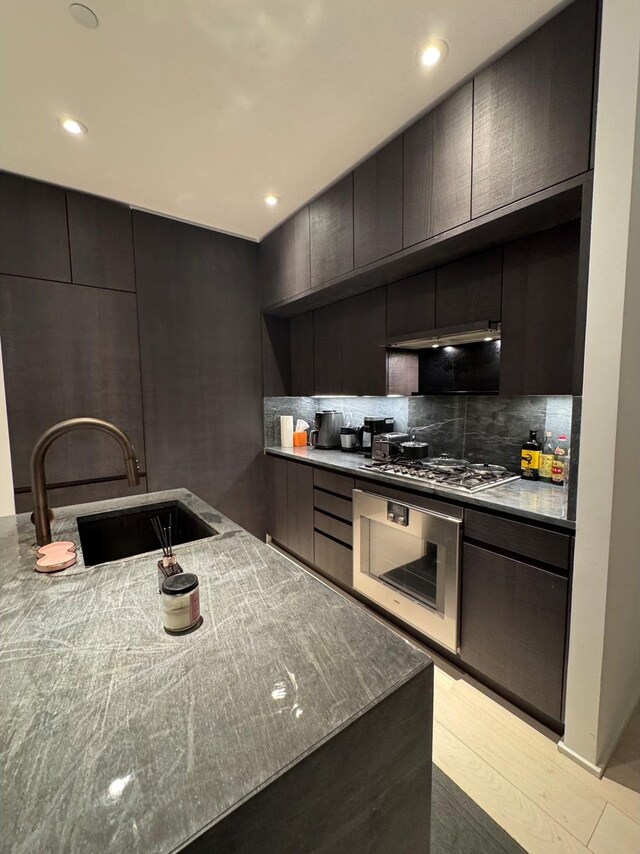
{"left": 76, "top": 500, "right": 217, "bottom": 567}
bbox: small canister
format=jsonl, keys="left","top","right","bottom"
{"left": 161, "top": 573, "right": 201, "bottom": 634}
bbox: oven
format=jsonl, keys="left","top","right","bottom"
{"left": 353, "top": 489, "right": 462, "bottom": 652}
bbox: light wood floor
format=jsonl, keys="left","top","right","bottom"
{"left": 429, "top": 650, "right": 640, "bottom": 853}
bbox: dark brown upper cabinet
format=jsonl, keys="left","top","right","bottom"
{"left": 403, "top": 83, "right": 473, "bottom": 249}
{"left": 313, "top": 301, "right": 343, "bottom": 395}
{"left": 500, "top": 221, "right": 580, "bottom": 395}
{"left": 342, "top": 288, "right": 387, "bottom": 396}
{"left": 386, "top": 270, "right": 436, "bottom": 339}
{"left": 0, "top": 172, "right": 70, "bottom": 282}
{"left": 354, "top": 136, "right": 403, "bottom": 268}
{"left": 435, "top": 248, "right": 502, "bottom": 328}
{"left": 281, "top": 206, "right": 311, "bottom": 300}
{"left": 67, "top": 191, "right": 135, "bottom": 292}
{"left": 472, "top": 0, "right": 597, "bottom": 219}
{"left": 259, "top": 227, "right": 282, "bottom": 308}
{"left": 310, "top": 175, "right": 354, "bottom": 288}
{"left": 290, "top": 311, "right": 314, "bottom": 396}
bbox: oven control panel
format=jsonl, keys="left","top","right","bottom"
{"left": 387, "top": 501, "right": 409, "bottom": 526}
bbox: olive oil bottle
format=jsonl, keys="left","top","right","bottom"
{"left": 539, "top": 432, "right": 554, "bottom": 483}
{"left": 521, "top": 430, "right": 542, "bottom": 480}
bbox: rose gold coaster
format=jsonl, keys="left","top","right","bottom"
{"left": 35, "top": 541, "right": 78, "bottom": 573}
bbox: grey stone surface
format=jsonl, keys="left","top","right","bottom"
{"left": 0, "top": 489, "right": 430, "bottom": 854}
{"left": 265, "top": 447, "right": 573, "bottom": 529}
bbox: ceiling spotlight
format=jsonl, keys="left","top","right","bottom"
{"left": 69, "top": 3, "right": 99, "bottom": 29}
{"left": 264, "top": 194, "right": 281, "bottom": 207}
{"left": 417, "top": 39, "right": 449, "bottom": 68}
{"left": 484, "top": 336, "right": 494, "bottom": 342}
{"left": 431, "top": 344, "right": 440, "bottom": 349}
{"left": 59, "top": 117, "right": 88, "bottom": 136}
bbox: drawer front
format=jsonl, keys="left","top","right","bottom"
{"left": 314, "top": 510, "right": 352, "bottom": 547}
{"left": 314, "top": 468, "right": 355, "bottom": 498}
{"left": 313, "top": 488, "right": 352, "bottom": 522}
{"left": 314, "top": 532, "right": 353, "bottom": 588}
{"left": 464, "top": 509, "right": 571, "bottom": 570}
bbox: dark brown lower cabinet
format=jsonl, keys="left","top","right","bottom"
{"left": 268, "top": 457, "right": 314, "bottom": 565}
{"left": 268, "top": 455, "right": 289, "bottom": 547}
{"left": 460, "top": 543, "right": 568, "bottom": 721}
{"left": 314, "top": 533, "right": 353, "bottom": 588}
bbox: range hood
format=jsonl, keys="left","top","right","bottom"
{"left": 385, "top": 321, "right": 501, "bottom": 350}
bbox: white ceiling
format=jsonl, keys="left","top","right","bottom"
{"left": 0, "top": 0, "right": 566, "bottom": 241}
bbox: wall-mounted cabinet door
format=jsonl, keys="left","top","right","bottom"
{"left": 67, "top": 191, "right": 135, "bottom": 292}
{"left": 386, "top": 270, "right": 436, "bottom": 339}
{"left": 259, "top": 227, "right": 283, "bottom": 308}
{"left": 435, "top": 248, "right": 502, "bottom": 328}
{"left": 281, "top": 206, "right": 311, "bottom": 300}
{"left": 403, "top": 83, "right": 473, "bottom": 248}
{"left": 0, "top": 172, "right": 70, "bottom": 282}
{"left": 310, "top": 175, "right": 354, "bottom": 287}
{"left": 354, "top": 137, "right": 403, "bottom": 268}
{"left": 342, "top": 288, "right": 387, "bottom": 396}
{"left": 460, "top": 543, "right": 568, "bottom": 722}
{"left": 472, "top": 0, "right": 597, "bottom": 218}
{"left": 500, "top": 221, "right": 580, "bottom": 395}
{"left": 290, "top": 311, "right": 314, "bottom": 396}
{"left": 313, "top": 302, "right": 343, "bottom": 395}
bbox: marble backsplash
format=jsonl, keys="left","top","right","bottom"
{"left": 265, "top": 395, "right": 574, "bottom": 474}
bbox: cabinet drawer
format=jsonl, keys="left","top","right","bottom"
{"left": 464, "top": 509, "right": 571, "bottom": 570}
{"left": 313, "top": 488, "right": 352, "bottom": 522}
{"left": 314, "top": 510, "right": 352, "bottom": 547}
{"left": 314, "top": 468, "right": 355, "bottom": 498}
{"left": 314, "top": 532, "right": 353, "bottom": 588}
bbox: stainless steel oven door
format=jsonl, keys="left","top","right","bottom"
{"left": 352, "top": 489, "right": 462, "bottom": 652}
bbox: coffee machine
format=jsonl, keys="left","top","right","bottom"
{"left": 358, "top": 416, "right": 394, "bottom": 458}
{"left": 309, "top": 411, "right": 344, "bottom": 449}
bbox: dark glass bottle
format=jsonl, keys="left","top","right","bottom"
{"left": 521, "top": 430, "right": 542, "bottom": 480}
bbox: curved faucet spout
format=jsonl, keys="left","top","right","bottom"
{"left": 30, "top": 417, "right": 140, "bottom": 546}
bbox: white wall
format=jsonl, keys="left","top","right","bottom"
{"left": 562, "top": 0, "right": 640, "bottom": 772}
{"left": 0, "top": 335, "right": 15, "bottom": 516}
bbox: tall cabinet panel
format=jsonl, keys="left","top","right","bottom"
{"left": 472, "top": 0, "right": 597, "bottom": 218}
{"left": 310, "top": 175, "right": 354, "bottom": 287}
{"left": 313, "top": 302, "right": 343, "bottom": 395}
{"left": 354, "top": 137, "right": 403, "bottom": 268}
{"left": 281, "top": 206, "right": 311, "bottom": 300}
{"left": 133, "top": 211, "right": 265, "bottom": 537}
{"left": 0, "top": 172, "right": 70, "bottom": 282}
{"left": 403, "top": 83, "right": 473, "bottom": 248}
{"left": 67, "top": 191, "right": 135, "bottom": 292}
{"left": 0, "top": 275, "right": 146, "bottom": 493}
{"left": 342, "top": 288, "right": 387, "bottom": 396}
{"left": 290, "top": 311, "right": 314, "bottom": 396}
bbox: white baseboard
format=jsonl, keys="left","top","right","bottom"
{"left": 557, "top": 741, "right": 605, "bottom": 778}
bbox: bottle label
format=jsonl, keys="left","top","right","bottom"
{"left": 521, "top": 450, "right": 540, "bottom": 472}
{"left": 552, "top": 461, "right": 565, "bottom": 483}
{"left": 540, "top": 454, "right": 554, "bottom": 479}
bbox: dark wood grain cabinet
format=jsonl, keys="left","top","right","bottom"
{"left": 259, "top": 227, "right": 282, "bottom": 308}
{"left": 310, "top": 175, "right": 354, "bottom": 287}
{"left": 290, "top": 311, "right": 314, "bottom": 396}
{"left": 386, "top": 270, "right": 436, "bottom": 339}
{"left": 460, "top": 543, "right": 568, "bottom": 721}
{"left": 0, "top": 172, "right": 70, "bottom": 282}
{"left": 342, "top": 288, "right": 387, "bottom": 395}
{"left": 403, "top": 83, "right": 473, "bottom": 248}
{"left": 67, "top": 191, "right": 135, "bottom": 291}
{"left": 313, "top": 301, "right": 343, "bottom": 395}
{"left": 435, "top": 248, "right": 502, "bottom": 328}
{"left": 500, "top": 221, "right": 580, "bottom": 395}
{"left": 472, "top": 0, "right": 597, "bottom": 218}
{"left": 268, "top": 455, "right": 289, "bottom": 547}
{"left": 268, "top": 457, "right": 314, "bottom": 564}
{"left": 354, "top": 136, "right": 403, "bottom": 268}
{"left": 281, "top": 207, "right": 311, "bottom": 300}
{"left": 0, "top": 275, "right": 145, "bottom": 490}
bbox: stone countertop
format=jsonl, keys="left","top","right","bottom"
{"left": 265, "top": 446, "right": 574, "bottom": 530}
{"left": 0, "top": 489, "right": 430, "bottom": 854}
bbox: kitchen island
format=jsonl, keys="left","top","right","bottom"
{"left": 0, "top": 489, "right": 433, "bottom": 854}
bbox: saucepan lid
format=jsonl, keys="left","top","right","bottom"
{"left": 468, "top": 462, "right": 507, "bottom": 474}
{"left": 426, "top": 453, "right": 469, "bottom": 471}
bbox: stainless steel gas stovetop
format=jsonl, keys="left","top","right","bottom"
{"left": 361, "top": 458, "right": 520, "bottom": 494}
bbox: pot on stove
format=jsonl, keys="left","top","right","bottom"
{"left": 398, "top": 441, "right": 430, "bottom": 460}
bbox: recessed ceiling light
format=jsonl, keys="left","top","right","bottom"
{"left": 484, "top": 336, "right": 494, "bottom": 342}
{"left": 264, "top": 194, "right": 281, "bottom": 207}
{"left": 69, "top": 3, "right": 99, "bottom": 29}
{"left": 59, "top": 117, "right": 88, "bottom": 136}
{"left": 431, "top": 344, "right": 440, "bottom": 349}
{"left": 417, "top": 39, "right": 449, "bottom": 68}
